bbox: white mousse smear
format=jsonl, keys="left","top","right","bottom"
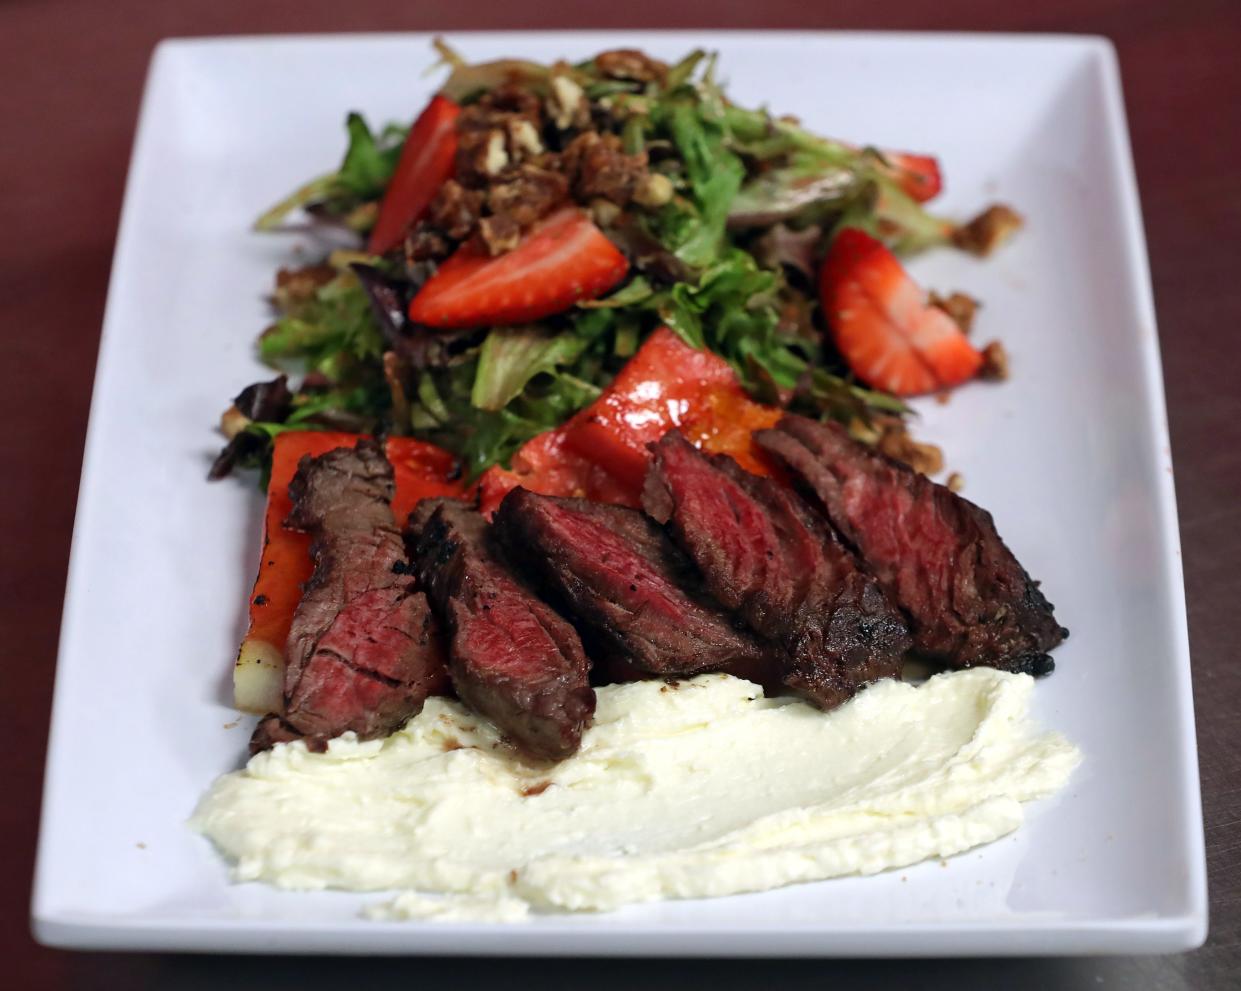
{"left": 193, "top": 668, "right": 1079, "bottom": 916}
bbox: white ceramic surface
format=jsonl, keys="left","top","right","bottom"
{"left": 31, "top": 31, "right": 1206, "bottom": 955}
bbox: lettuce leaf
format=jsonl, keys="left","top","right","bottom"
{"left": 260, "top": 275, "right": 385, "bottom": 373}
{"left": 664, "top": 102, "right": 745, "bottom": 268}
{"left": 236, "top": 46, "right": 929, "bottom": 486}
{"left": 335, "top": 113, "right": 405, "bottom": 198}
{"left": 254, "top": 114, "right": 407, "bottom": 229}
{"left": 471, "top": 327, "right": 588, "bottom": 411}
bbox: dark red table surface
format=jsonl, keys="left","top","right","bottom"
{"left": 4, "top": 1, "right": 1239, "bottom": 987}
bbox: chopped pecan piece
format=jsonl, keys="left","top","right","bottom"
{"left": 633, "top": 172, "right": 674, "bottom": 208}
{"left": 594, "top": 49, "right": 668, "bottom": 84}
{"left": 454, "top": 84, "right": 544, "bottom": 185}
{"left": 478, "top": 213, "right": 523, "bottom": 255}
{"left": 588, "top": 197, "right": 622, "bottom": 228}
{"left": 273, "top": 263, "right": 335, "bottom": 313}
{"left": 548, "top": 73, "right": 589, "bottom": 130}
{"left": 979, "top": 340, "right": 1010, "bottom": 381}
{"left": 475, "top": 82, "right": 543, "bottom": 121}
{"left": 455, "top": 128, "right": 503, "bottom": 185}
{"left": 953, "top": 204, "right": 1024, "bottom": 256}
{"left": 428, "top": 179, "right": 484, "bottom": 241}
{"left": 930, "top": 291, "right": 981, "bottom": 334}
{"left": 405, "top": 224, "right": 452, "bottom": 263}
{"left": 563, "top": 131, "right": 649, "bottom": 206}
{"left": 873, "top": 418, "right": 944, "bottom": 476}
{"left": 486, "top": 165, "right": 570, "bottom": 229}
{"left": 506, "top": 118, "right": 544, "bottom": 160}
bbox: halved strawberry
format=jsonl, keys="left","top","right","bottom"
{"left": 879, "top": 150, "right": 943, "bottom": 203}
{"left": 367, "top": 95, "right": 461, "bottom": 256}
{"left": 408, "top": 208, "right": 628, "bottom": 328}
{"left": 821, "top": 228, "right": 982, "bottom": 397}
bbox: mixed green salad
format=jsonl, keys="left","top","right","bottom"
{"left": 212, "top": 42, "right": 1016, "bottom": 484}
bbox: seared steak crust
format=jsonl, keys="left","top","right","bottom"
{"left": 250, "top": 440, "right": 448, "bottom": 754}
{"left": 644, "top": 431, "right": 910, "bottom": 708}
{"left": 755, "top": 416, "right": 1067, "bottom": 674}
{"left": 409, "top": 498, "right": 595, "bottom": 759}
{"left": 493, "top": 488, "right": 775, "bottom": 677}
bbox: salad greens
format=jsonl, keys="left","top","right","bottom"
{"left": 225, "top": 43, "right": 966, "bottom": 482}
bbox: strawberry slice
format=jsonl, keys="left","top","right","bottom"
{"left": 821, "top": 228, "right": 982, "bottom": 397}
{"left": 408, "top": 208, "right": 628, "bottom": 328}
{"left": 367, "top": 95, "right": 461, "bottom": 256}
{"left": 879, "top": 150, "right": 942, "bottom": 203}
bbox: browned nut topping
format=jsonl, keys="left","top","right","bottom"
{"left": 946, "top": 472, "right": 965, "bottom": 493}
{"left": 482, "top": 131, "right": 509, "bottom": 175}
{"left": 563, "top": 131, "right": 649, "bottom": 205}
{"left": 952, "top": 204, "right": 1024, "bottom": 256}
{"left": 507, "top": 118, "right": 544, "bottom": 159}
{"left": 594, "top": 49, "right": 668, "bottom": 83}
{"left": 929, "top": 291, "right": 981, "bottom": 334}
{"left": 547, "top": 74, "right": 588, "bottom": 130}
{"left": 429, "top": 179, "right": 484, "bottom": 241}
{"left": 588, "top": 198, "right": 622, "bottom": 227}
{"left": 633, "top": 172, "right": 674, "bottom": 208}
{"left": 273, "top": 263, "right": 335, "bottom": 311}
{"left": 478, "top": 214, "right": 522, "bottom": 255}
{"left": 979, "top": 340, "right": 1010, "bottom": 381}
{"left": 875, "top": 419, "right": 944, "bottom": 476}
{"left": 405, "top": 224, "right": 452, "bottom": 263}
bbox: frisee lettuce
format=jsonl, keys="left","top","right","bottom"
{"left": 260, "top": 274, "right": 385, "bottom": 374}
{"left": 232, "top": 44, "right": 967, "bottom": 483}
{"left": 471, "top": 328, "right": 589, "bottom": 412}
{"left": 253, "top": 114, "right": 407, "bottom": 231}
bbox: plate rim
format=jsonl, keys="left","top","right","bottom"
{"left": 31, "top": 28, "right": 1208, "bottom": 956}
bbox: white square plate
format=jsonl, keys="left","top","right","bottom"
{"left": 32, "top": 31, "right": 1206, "bottom": 955}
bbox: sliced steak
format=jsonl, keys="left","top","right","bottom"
{"left": 492, "top": 488, "right": 775, "bottom": 677}
{"left": 408, "top": 499, "right": 595, "bottom": 759}
{"left": 755, "top": 415, "right": 1067, "bottom": 674}
{"left": 644, "top": 430, "right": 910, "bottom": 708}
{"left": 250, "top": 441, "right": 448, "bottom": 754}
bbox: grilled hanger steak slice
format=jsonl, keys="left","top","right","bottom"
{"left": 493, "top": 488, "right": 775, "bottom": 677}
{"left": 409, "top": 499, "right": 595, "bottom": 759}
{"left": 755, "top": 415, "right": 1067, "bottom": 674}
{"left": 644, "top": 431, "right": 910, "bottom": 708}
{"left": 250, "top": 440, "right": 448, "bottom": 753}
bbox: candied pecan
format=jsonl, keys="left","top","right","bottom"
{"left": 874, "top": 419, "right": 944, "bottom": 476}
{"left": 632, "top": 172, "right": 674, "bottom": 208}
{"left": 505, "top": 118, "right": 544, "bottom": 161}
{"left": 929, "top": 291, "right": 980, "bottom": 334}
{"left": 454, "top": 85, "right": 546, "bottom": 185}
{"left": 952, "top": 204, "right": 1024, "bottom": 256}
{"left": 594, "top": 49, "right": 668, "bottom": 84}
{"left": 475, "top": 82, "right": 543, "bottom": 122}
{"left": 274, "top": 263, "right": 335, "bottom": 312}
{"left": 405, "top": 224, "right": 451, "bottom": 263}
{"left": 547, "top": 73, "right": 590, "bottom": 130}
{"left": 455, "top": 129, "right": 510, "bottom": 185}
{"left": 479, "top": 214, "right": 523, "bottom": 255}
{"left": 979, "top": 340, "right": 1010, "bottom": 381}
{"left": 487, "top": 165, "right": 569, "bottom": 228}
{"left": 428, "top": 179, "right": 485, "bottom": 241}
{"left": 563, "top": 131, "right": 649, "bottom": 205}
{"left": 588, "top": 197, "right": 622, "bottom": 228}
